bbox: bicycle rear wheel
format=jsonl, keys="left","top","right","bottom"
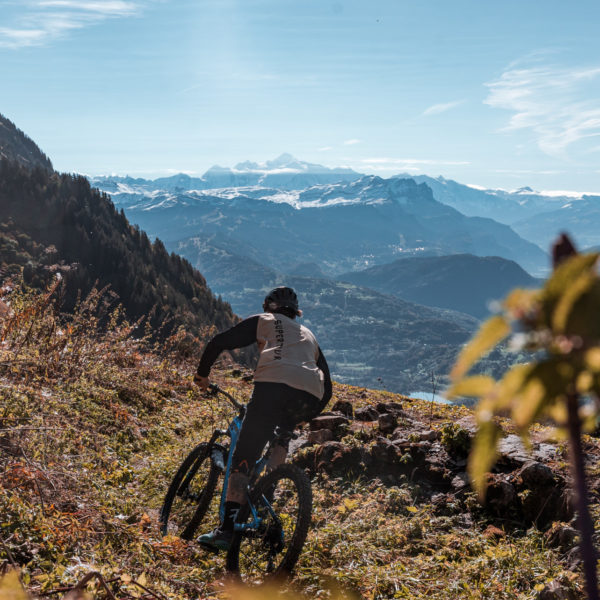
{"left": 160, "top": 442, "right": 221, "bottom": 540}
{"left": 226, "top": 463, "right": 312, "bottom": 582}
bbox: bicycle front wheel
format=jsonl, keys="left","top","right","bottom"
{"left": 160, "top": 442, "right": 221, "bottom": 540}
{"left": 226, "top": 463, "right": 312, "bottom": 582}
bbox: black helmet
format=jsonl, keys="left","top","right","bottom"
{"left": 263, "top": 286, "right": 301, "bottom": 316}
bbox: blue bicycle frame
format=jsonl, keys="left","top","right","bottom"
{"left": 209, "top": 385, "right": 281, "bottom": 535}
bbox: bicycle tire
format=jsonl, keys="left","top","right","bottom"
{"left": 226, "top": 463, "right": 312, "bottom": 581}
{"left": 160, "top": 442, "right": 221, "bottom": 540}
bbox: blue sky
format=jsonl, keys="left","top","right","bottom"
{"left": 2, "top": 0, "right": 600, "bottom": 192}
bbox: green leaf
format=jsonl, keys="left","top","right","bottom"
{"left": 468, "top": 420, "right": 502, "bottom": 500}
{"left": 488, "top": 362, "right": 535, "bottom": 412}
{"left": 552, "top": 270, "right": 595, "bottom": 333}
{"left": 510, "top": 359, "right": 572, "bottom": 429}
{"left": 585, "top": 347, "right": 600, "bottom": 372}
{"left": 451, "top": 315, "right": 511, "bottom": 380}
{"left": 447, "top": 375, "right": 496, "bottom": 399}
{"left": 544, "top": 252, "right": 599, "bottom": 300}
{"left": 541, "top": 252, "right": 600, "bottom": 329}
{"left": 503, "top": 288, "right": 540, "bottom": 318}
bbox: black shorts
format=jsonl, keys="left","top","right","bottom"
{"left": 231, "top": 381, "right": 320, "bottom": 475}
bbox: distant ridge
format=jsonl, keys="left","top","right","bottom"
{"left": 0, "top": 113, "right": 53, "bottom": 171}
{"left": 341, "top": 254, "right": 540, "bottom": 319}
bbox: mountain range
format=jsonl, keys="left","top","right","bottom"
{"left": 399, "top": 173, "right": 598, "bottom": 254}
{"left": 92, "top": 167, "right": 549, "bottom": 276}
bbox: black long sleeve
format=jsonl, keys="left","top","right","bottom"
{"left": 317, "top": 346, "right": 332, "bottom": 407}
{"left": 196, "top": 316, "right": 259, "bottom": 377}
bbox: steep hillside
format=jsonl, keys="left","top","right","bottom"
{"left": 0, "top": 287, "right": 589, "bottom": 600}
{"left": 0, "top": 159, "right": 238, "bottom": 340}
{"left": 0, "top": 113, "right": 52, "bottom": 171}
{"left": 340, "top": 254, "right": 540, "bottom": 319}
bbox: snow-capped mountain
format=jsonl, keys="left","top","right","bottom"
{"left": 397, "top": 174, "right": 583, "bottom": 226}
{"left": 90, "top": 154, "right": 361, "bottom": 195}
{"left": 91, "top": 167, "right": 549, "bottom": 276}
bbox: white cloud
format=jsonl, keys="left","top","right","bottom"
{"left": 343, "top": 139, "right": 360, "bottom": 146}
{"left": 317, "top": 146, "right": 332, "bottom": 152}
{"left": 0, "top": 0, "right": 143, "bottom": 48}
{"left": 485, "top": 59, "right": 600, "bottom": 157}
{"left": 422, "top": 100, "right": 464, "bottom": 116}
{"left": 37, "top": 1, "right": 138, "bottom": 13}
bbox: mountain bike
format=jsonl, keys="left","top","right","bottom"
{"left": 159, "top": 383, "right": 312, "bottom": 582}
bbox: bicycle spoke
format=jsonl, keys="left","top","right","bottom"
{"left": 228, "top": 464, "right": 311, "bottom": 583}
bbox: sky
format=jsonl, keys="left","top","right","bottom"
{"left": 2, "top": 0, "right": 600, "bottom": 192}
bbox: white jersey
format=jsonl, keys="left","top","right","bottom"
{"left": 253, "top": 313, "right": 324, "bottom": 399}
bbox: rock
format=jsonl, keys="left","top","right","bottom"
{"left": 431, "top": 493, "right": 458, "bottom": 515}
{"left": 376, "top": 401, "right": 403, "bottom": 414}
{"left": 307, "top": 429, "right": 333, "bottom": 445}
{"left": 544, "top": 523, "right": 578, "bottom": 551}
{"left": 370, "top": 437, "right": 398, "bottom": 463}
{"left": 485, "top": 476, "right": 519, "bottom": 517}
{"left": 288, "top": 434, "right": 310, "bottom": 455}
{"left": 451, "top": 472, "right": 469, "bottom": 491}
{"left": 309, "top": 415, "right": 349, "bottom": 431}
{"left": 355, "top": 406, "right": 380, "bottom": 421}
{"left": 314, "top": 441, "right": 371, "bottom": 475}
{"left": 483, "top": 525, "right": 506, "bottom": 539}
{"left": 378, "top": 413, "right": 397, "bottom": 435}
{"left": 332, "top": 399, "right": 353, "bottom": 417}
{"left": 515, "top": 461, "right": 572, "bottom": 527}
{"left": 537, "top": 580, "right": 577, "bottom": 600}
{"left": 497, "top": 434, "right": 530, "bottom": 467}
{"left": 418, "top": 430, "right": 440, "bottom": 442}
{"left": 391, "top": 428, "right": 408, "bottom": 441}
{"left": 518, "top": 461, "right": 557, "bottom": 487}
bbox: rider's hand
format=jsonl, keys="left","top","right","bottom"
{"left": 194, "top": 373, "right": 210, "bottom": 391}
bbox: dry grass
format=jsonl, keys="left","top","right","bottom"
{"left": 0, "top": 281, "right": 590, "bottom": 599}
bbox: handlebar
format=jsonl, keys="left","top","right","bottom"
{"left": 208, "top": 383, "right": 244, "bottom": 412}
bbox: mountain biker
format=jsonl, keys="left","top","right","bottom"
{"left": 193, "top": 286, "right": 332, "bottom": 551}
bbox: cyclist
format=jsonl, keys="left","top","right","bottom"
{"left": 193, "top": 286, "right": 332, "bottom": 551}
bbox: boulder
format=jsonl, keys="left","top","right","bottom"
{"left": 376, "top": 401, "right": 403, "bottom": 414}
{"left": 310, "top": 415, "right": 349, "bottom": 431}
{"left": 310, "top": 441, "right": 371, "bottom": 476}
{"left": 518, "top": 461, "right": 557, "bottom": 488}
{"left": 515, "top": 462, "right": 572, "bottom": 527}
{"left": 378, "top": 413, "right": 397, "bottom": 435}
{"left": 355, "top": 406, "right": 380, "bottom": 421}
{"left": 370, "top": 437, "right": 398, "bottom": 464}
{"left": 418, "top": 430, "right": 440, "bottom": 442}
{"left": 332, "top": 399, "right": 353, "bottom": 417}
{"left": 485, "top": 476, "right": 519, "bottom": 517}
